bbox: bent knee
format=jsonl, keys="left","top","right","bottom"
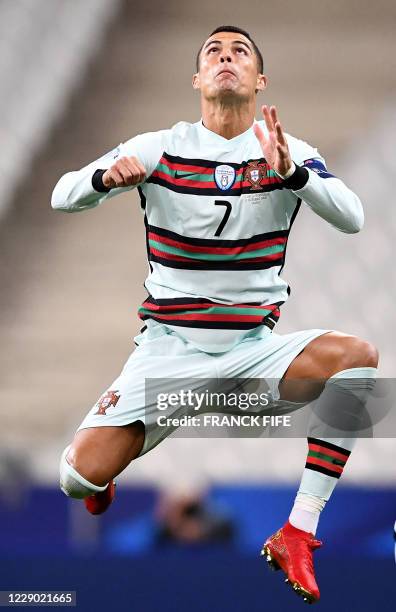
{"left": 65, "top": 443, "right": 110, "bottom": 488}
{"left": 59, "top": 445, "right": 107, "bottom": 498}
{"left": 336, "top": 335, "right": 379, "bottom": 370}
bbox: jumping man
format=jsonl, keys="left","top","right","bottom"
{"left": 52, "top": 26, "right": 378, "bottom": 603}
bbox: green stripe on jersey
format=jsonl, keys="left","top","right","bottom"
{"left": 156, "top": 162, "right": 244, "bottom": 183}
{"left": 149, "top": 239, "right": 284, "bottom": 261}
{"left": 138, "top": 305, "right": 273, "bottom": 317}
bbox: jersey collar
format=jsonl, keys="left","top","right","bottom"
{"left": 197, "top": 119, "right": 255, "bottom": 149}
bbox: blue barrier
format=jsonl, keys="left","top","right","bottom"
{"left": 0, "top": 485, "right": 395, "bottom": 611}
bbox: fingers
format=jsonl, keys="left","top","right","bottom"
{"left": 253, "top": 122, "right": 267, "bottom": 147}
{"left": 260, "top": 104, "right": 288, "bottom": 153}
{"left": 260, "top": 105, "right": 287, "bottom": 145}
{"left": 261, "top": 105, "right": 274, "bottom": 134}
{"left": 275, "top": 122, "right": 287, "bottom": 146}
{"left": 106, "top": 156, "right": 146, "bottom": 188}
{"left": 257, "top": 104, "right": 292, "bottom": 175}
{"left": 269, "top": 105, "right": 278, "bottom": 126}
{"left": 272, "top": 109, "right": 287, "bottom": 148}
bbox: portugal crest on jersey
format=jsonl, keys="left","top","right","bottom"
{"left": 244, "top": 160, "right": 266, "bottom": 191}
{"left": 94, "top": 390, "right": 120, "bottom": 415}
{"left": 214, "top": 164, "right": 236, "bottom": 191}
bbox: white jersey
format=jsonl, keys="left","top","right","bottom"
{"left": 51, "top": 120, "right": 364, "bottom": 352}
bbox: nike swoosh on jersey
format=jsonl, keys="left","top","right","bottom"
{"left": 174, "top": 170, "right": 198, "bottom": 179}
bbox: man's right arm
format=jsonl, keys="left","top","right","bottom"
{"left": 51, "top": 130, "right": 167, "bottom": 212}
{"left": 51, "top": 145, "right": 140, "bottom": 212}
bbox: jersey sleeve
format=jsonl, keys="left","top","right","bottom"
{"left": 51, "top": 130, "right": 167, "bottom": 212}
{"left": 285, "top": 135, "right": 364, "bottom": 233}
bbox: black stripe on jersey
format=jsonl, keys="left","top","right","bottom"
{"left": 140, "top": 295, "right": 284, "bottom": 330}
{"left": 162, "top": 152, "right": 276, "bottom": 170}
{"left": 148, "top": 153, "right": 285, "bottom": 196}
{"left": 146, "top": 175, "right": 285, "bottom": 197}
{"left": 147, "top": 224, "right": 289, "bottom": 248}
{"left": 143, "top": 295, "right": 285, "bottom": 309}
{"left": 137, "top": 185, "right": 147, "bottom": 211}
{"left": 149, "top": 253, "right": 285, "bottom": 271}
{"left": 162, "top": 152, "right": 240, "bottom": 169}
{"left": 134, "top": 323, "right": 147, "bottom": 346}
{"left": 144, "top": 295, "right": 263, "bottom": 307}
{"left": 137, "top": 188, "right": 154, "bottom": 274}
{"left": 278, "top": 197, "right": 301, "bottom": 279}
{"left": 148, "top": 223, "right": 287, "bottom": 270}
{"left": 138, "top": 314, "right": 273, "bottom": 330}
{"left": 143, "top": 213, "right": 153, "bottom": 274}
{"left": 265, "top": 314, "right": 280, "bottom": 327}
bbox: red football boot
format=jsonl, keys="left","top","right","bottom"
{"left": 261, "top": 520, "right": 322, "bottom": 604}
{"left": 84, "top": 480, "right": 116, "bottom": 515}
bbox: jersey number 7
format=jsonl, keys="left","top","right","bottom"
{"left": 214, "top": 200, "right": 232, "bottom": 236}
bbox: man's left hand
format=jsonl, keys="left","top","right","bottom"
{"left": 253, "top": 105, "right": 293, "bottom": 178}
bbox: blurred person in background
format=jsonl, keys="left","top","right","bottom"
{"left": 52, "top": 25, "right": 378, "bottom": 604}
{"left": 155, "top": 491, "right": 234, "bottom": 545}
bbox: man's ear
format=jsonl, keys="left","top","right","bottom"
{"left": 256, "top": 73, "right": 268, "bottom": 93}
{"left": 192, "top": 73, "right": 200, "bottom": 90}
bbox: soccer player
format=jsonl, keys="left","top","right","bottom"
{"left": 52, "top": 26, "right": 378, "bottom": 603}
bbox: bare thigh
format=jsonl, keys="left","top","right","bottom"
{"left": 66, "top": 421, "right": 145, "bottom": 487}
{"left": 278, "top": 329, "right": 378, "bottom": 402}
{"left": 279, "top": 331, "right": 345, "bottom": 403}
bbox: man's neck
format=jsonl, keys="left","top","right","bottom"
{"left": 201, "top": 99, "right": 255, "bottom": 140}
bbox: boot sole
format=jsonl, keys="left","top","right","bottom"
{"left": 260, "top": 545, "right": 318, "bottom": 605}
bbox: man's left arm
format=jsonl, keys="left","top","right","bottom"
{"left": 279, "top": 156, "right": 364, "bottom": 234}
{"left": 254, "top": 105, "right": 364, "bottom": 234}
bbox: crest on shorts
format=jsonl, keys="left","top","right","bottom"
{"left": 244, "top": 160, "right": 266, "bottom": 191}
{"left": 214, "top": 164, "right": 236, "bottom": 191}
{"left": 94, "top": 390, "right": 120, "bottom": 415}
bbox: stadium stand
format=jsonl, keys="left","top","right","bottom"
{"left": 0, "top": 0, "right": 122, "bottom": 218}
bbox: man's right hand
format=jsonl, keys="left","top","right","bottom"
{"left": 102, "top": 156, "right": 146, "bottom": 189}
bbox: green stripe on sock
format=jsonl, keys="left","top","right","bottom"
{"left": 308, "top": 450, "right": 347, "bottom": 466}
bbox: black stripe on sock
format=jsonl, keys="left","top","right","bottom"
{"left": 307, "top": 437, "right": 351, "bottom": 456}
{"left": 305, "top": 462, "right": 342, "bottom": 479}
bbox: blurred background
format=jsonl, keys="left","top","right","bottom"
{"left": 0, "top": 1, "right": 395, "bottom": 610}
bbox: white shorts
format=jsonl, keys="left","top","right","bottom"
{"left": 77, "top": 320, "right": 332, "bottom": 456}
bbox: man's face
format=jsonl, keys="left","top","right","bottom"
{"left": 193, "top": 31, "right": 267, "bottom": 102}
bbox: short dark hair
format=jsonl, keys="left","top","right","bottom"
{"left": 196, "top": 26, "right": 264, "bottom": 73}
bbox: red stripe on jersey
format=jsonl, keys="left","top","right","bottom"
{"left": 152, "top": 169, "right": 217, "bottom": 189}
{"left": 147, "top": 312, "right": 264, "bottom": 323}
{"left": 148, "top": 232, "right": 287, "bottom": 255}
{"left": 150, "top": 247, "right": 283, "bottom": 264}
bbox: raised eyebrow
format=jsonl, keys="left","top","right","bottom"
{"left": 203, "top": 39, "right": 222, "bottom": 50}
{"left": 203, "top": 39, "right": 252, "bottom": 51}
{"left": 232, "top": 40, "right": 252, "bottom": 51}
